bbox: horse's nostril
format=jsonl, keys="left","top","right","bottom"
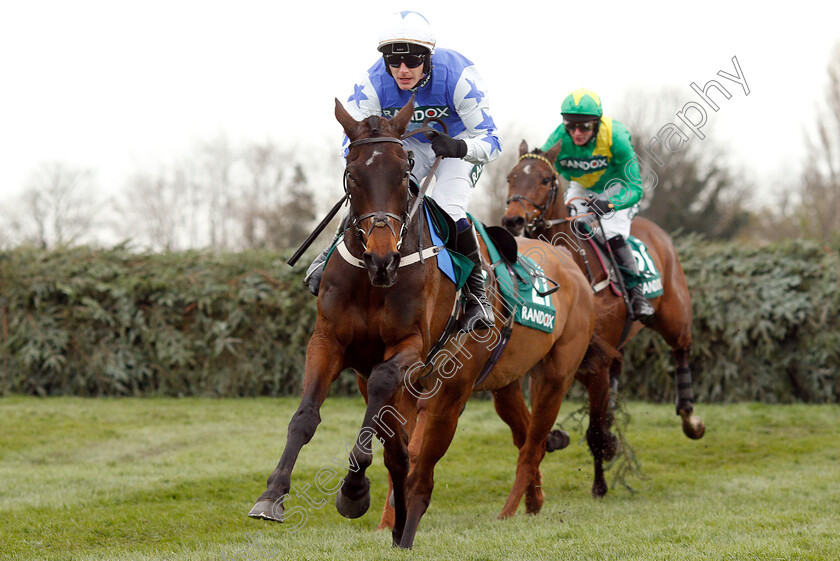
{"left": 502, "top": 215, "right": 525, "bottom": 232}
{"left": 389, "top": 252, "right": 401, "bottom": 271}
{"left": 363, "top": 251, "right": 401, "bottom": 286}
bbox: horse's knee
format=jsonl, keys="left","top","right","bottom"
{"left": 288, "top": 404, "right": 322, "bottom": 444}
{"left": 367, "top": 362, "right": 402, "bottom": 403}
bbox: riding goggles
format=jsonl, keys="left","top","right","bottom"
{"left": 384, "top": 53, "right": 426, "bottom": 69}
{"left": 564, "top": 120, "right": 598, "bottom": 133}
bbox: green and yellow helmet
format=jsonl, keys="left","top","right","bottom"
{"left": 561, "top": 88, "right": 603, "bottom": 122}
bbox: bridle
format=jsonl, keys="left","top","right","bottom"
{"left": 343, "top": 135, "right": 412, "bottom": 251}
{"left": 342, "top": 124, "right": 443, "bottom": 253}
{"left": 505, "top": 153, "right": 563, "bottom": 233}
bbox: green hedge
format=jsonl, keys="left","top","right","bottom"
{"left": 0, "top": 246, "right": 327, "bottom": 397}
{"left": 1, "top": 240, "right": 838, "bottom": 402}
{"left": 620, "top": 238, "right": 840, "bottom": 404}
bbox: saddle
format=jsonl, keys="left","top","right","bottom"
{"left": 578, "top": 228, "right": 663, "bottom": 300}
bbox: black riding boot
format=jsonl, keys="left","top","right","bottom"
{"left": 608, "top": 235, "right": 655, "bottom": 324}
{"left": 456, "top": 223, "right": 494, "bottom": 332}
{"left": 303, "top": 213, "right": 349, "bottom": 297}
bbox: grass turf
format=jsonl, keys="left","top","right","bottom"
{"left": 1, "top": 396, "right": 838, "bottom": 560}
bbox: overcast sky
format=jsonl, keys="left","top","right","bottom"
{"left": 2, "top": 1, "right": 838, "bottom": 203}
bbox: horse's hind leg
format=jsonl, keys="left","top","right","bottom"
{"left": 608, "top": 350, "right": 623, "bottom": 413}
{"left": 249, "top": 337, "right": 344, "bottom": 522}
{"left": 492, "top": 380, "right": 544, "bottom": 514}
{"left": 673, "top": 347, "right": 705, "bottom": 439}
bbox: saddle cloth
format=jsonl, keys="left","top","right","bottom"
{"left": 468, "top": 214, "right": 557, "bottom": 334}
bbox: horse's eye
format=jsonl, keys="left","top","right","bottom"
{"left": 542, "top": 177, "right": 552, "bottom": 185}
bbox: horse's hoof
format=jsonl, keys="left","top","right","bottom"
{"left": 592, "top": 481, "right": 608, "bottom": 499}
{"left": 546, "top": 429, "right": 570, "bottom": 452}
{"left": 680, "top": 413, "right": 706, "bottom": 440}
{"left": 524, "top": 491, "right": 544, "bottom": 515}
{"left": 336, "top": 480, "right": 371, "bottom": 519}
{"left": 248, "top": 498, "right": 284, "bottom": 522}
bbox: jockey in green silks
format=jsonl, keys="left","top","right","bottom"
{"left": 540, "top": 88, "right": 654, "bottom": 323}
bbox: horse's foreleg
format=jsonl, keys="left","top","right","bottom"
{"left": 377, "top": 393, "right": 423, "bottom": 531}
{"left": 377, "top": 391, "right": 414, "bottom": 545}
{"left": 335, "top": 348, "right": 418, "bottom": 547}
{"left": 249, "top": 335, "right": 344, "bottom": 522}
{"left": 673, "top": 347, "right": 705, "bottom": 439}
{"left": 400, "top": 377, "right": 472, "bottom": 549}
{"left": 582, "top": 367, "right": 615, "bottom": 498}
{"left": 499, "top": 371, "right": 573, "bottom": 518}
{"left": 492, "top": 381, "right": 545, "bottom": 514}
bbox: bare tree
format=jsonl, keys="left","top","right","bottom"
{"left": 2, "top": 161, "right": 101, "bottom": 248}
{"left": 113, "top": 137, "right": 320, "bottom": 251}
{"left": 239, "top": 141, "right": 286, "bottom": 248}
{"left": 116, "top": 166, "right": 191, "bottom": 250}
{"left": 797, "top": 41, "right": 840, "bottom": 242}
{"left": 617, "top": 88, "right": 752, "bottom": 240}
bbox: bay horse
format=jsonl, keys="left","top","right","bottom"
{"left": 501, "top": 140, "right": 706, "bottom": 496}
{"left": 248, "top": 99, "right": 597, "bottom": 548}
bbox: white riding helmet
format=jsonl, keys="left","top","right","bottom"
{"left": 377, "top": 10, "right": 436, "bottom": 55}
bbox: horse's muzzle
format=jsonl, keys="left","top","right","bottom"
{"left": 501, "top": 214, "right": 525, "bottom": 236}
{"left": 363, "top": 251, "right": 401, "bottom": 287}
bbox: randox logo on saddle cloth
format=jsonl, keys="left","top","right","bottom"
{"left": 468, "top": 214, "right": 557, "bottom": 334}
{"left": 623, "top": 236, "right": 664, "bottom": 299}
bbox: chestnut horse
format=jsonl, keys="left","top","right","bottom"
{"left": 501, "top": 140, "right": 706, "bottom": 495}
{"left": 248, "top": 100, "right": 596, "bottom": 548}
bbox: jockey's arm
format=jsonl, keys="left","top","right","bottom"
{"left": 450, "top": 65, "right": 503, "bottom": 166}
{"left": 606, "top": 122, "right": 644, "bottom": 210}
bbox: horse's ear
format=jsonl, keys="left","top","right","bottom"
{"left": 519, "top": 139, "right": 529, "bottom": 156}
{"left": 335, "top": 98, "right": 359, "bottom": 137}
{"left": 545, "top": 139, "right": 563, "bottom": 163}
{"left": 391, "top": 95, "right": 415, "bottom": 134}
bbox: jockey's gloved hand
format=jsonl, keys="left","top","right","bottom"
{"left": 431, "top": 133, "right": 468, "bottom": 159}
{"left": 586, "top": 196, "right": 614, "bottom": 215}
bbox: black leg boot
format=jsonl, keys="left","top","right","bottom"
{"left": 303, "top": 213, "right": 349, "bottom": 297}
{"left": 608, "top": 235, "right": 655, "bottom": 323}
{"left": 456, "top": 223, "right": 495, "bottom": 332}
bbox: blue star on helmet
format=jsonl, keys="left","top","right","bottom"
{"left": 399, "top": 10, "right": 430, "bottom": 23}
{"left": 348, "top": 84, "right": 368, "bottom": 108}
{"left": 464, "top": 79, "right": 484, "bottom": 104}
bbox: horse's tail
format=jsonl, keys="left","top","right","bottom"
{"left": 590, "top": 333, "right": 622, "bottom": 363}
{"left": 578, "top": 332, "right": 622, "bottom": 375}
